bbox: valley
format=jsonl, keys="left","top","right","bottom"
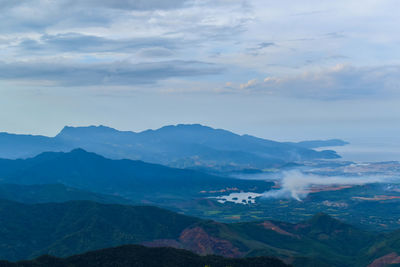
{"left": 2, "top": 1, "right": 398, "bottom": 266}
{"left": 0, "top": 125, "right": 399, "bottom": 266}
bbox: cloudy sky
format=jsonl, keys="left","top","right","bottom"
{"left": 0, "top": 0, "right": 399, "bottom": 145}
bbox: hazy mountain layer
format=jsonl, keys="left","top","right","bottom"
{"left": 0, "top": 183, "right": 130, "bottom": 204}
{"left": 0, "top": 149, "right": 272, "bottom": 200}
{"left": 0, "top": 124, "right": 340, "bottom": 170}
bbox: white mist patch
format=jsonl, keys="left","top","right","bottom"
{"left": 211, "top": 192, "right": 263, "bottom": 205}
{"left": 262, "top": 170, "right": 396, "bottom": 201}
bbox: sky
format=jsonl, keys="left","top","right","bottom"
{"left": 0, "top": 0, "right": 399, "bottom": 145}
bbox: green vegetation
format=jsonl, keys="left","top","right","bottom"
{"left": 0, "top": 199, "right": 200, "bottom": 261}
{"left": 0, "top": 199, "right": 400, "bottom": 266}
{"left": 0, "top": 149, "right": 272, "bottom": 201}
{"left": 179, "top": 183, "right": 400, "bottom": 231}
{"left": 0, "top": 183, "right": 130, "bottom": 204}
{"left": 0, "top": 245, "right": 289, "bottom": 267}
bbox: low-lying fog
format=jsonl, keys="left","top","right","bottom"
{"left": 261, "top": 170, "right": 397, "bottom": 201}
{"left": 217, "top": 169, "right": 399, "bottom": 203}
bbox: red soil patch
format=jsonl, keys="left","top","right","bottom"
{"left": 179, "top": 226, "right": 243, "bottom": 258}
{"left": 260, "top": 221, "right": 297, "bottom": 238}
{"left": 368, "top": 252, "right": 400, "bottom": 267}
{"left": 310, "top": 185, "right": 353, "bottom": 193}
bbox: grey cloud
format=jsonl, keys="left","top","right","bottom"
{"left": 0, "top": 0, "right": 24, "bottom": 10}
{"left": 0, "top": 60, "right": 223, "bottom": 86}
{"left": 167, "top": 23, "right": 248, "bottom": 42}
{"left": 17, "top": 33, "right": 179, "bottom": 54}
{"left": 290, "top": 9, "right": 332, "bottom": 17}
{"left": 258, "top": 42, "right": 275, "bottom": 49}
{"left": 62, "top": 0, "right": 189, "bottom": 10}
{"left": 323, "top": 32, "right": 346, "bottom": 39}
{"left": 244, "top": 65, "right": 400, "bottom": 100}
{"left": 0, "top": 0, "right": 190, "bottom": 33}
{"left": 2, "top": 0, "right": 189, "bottom": 12}
{"left": 0, "top": 3, "right": 112, "bottom": 33}
{"left": 137, "top": 47, "right": 175, "bottom": 58}
{"left": 247, "top": 42, "right": 275, "bottom": 55}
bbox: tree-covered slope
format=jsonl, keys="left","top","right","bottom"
{"left": 0, "top": 149, "right": 272, "bottom": 199}
{"left": 0, "top": 200, "right": 200, "bottom": 261}
{"left": 0, "top": 245, "right": 290, "bottom": 267}
{"left": 0, "top": 183, "right": 130, "bottom": 204}
{"left": 177, "top": 213, "right": 376, "bottom": 267}
{"left": 0, "top": 199, "right": 395, "bottom": 266}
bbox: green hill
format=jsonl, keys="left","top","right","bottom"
{"left": 0, "top": 149, "right": 272, "bottom": 201}
{"left": 0, "top": 183, "right": 130, "bottom": 204}
{"left": 0, "top": 199, "right": 200, "bottom": 261}
{"left": 0, "top": 199, "right": 397, "bottom": 266}
{"left": 0, "top": 245, "right": 290, "bottom": 267}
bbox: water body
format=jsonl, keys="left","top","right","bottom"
{"left": 212, "top": 192, "right": 263, "bottom": 205}
{"left": 317, "top": 138, "right": 400, "bottom": 162}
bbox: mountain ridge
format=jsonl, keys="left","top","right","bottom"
{"left": 0, "top": 244, "right": 290, "bottom": 267}
{"left": 0, "top": 198, "right": 395, "bottom": 266}
{"left": 0, "top": 148, "right": 272, "bottom": 200}
{"left": 0, "top": 124, "right": 341, "bottom": 171}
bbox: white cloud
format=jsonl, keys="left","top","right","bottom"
{"left": 240, "top": 79, "right": 258, "bottom": 89}
{"left": 263, "top": 170, "right": 395, "bottom": 201}
{"left": 237, "top": 64, "right": 400, "bottom": 100}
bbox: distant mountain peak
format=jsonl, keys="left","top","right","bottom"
{"left": 0, "top": 123, "right": 342, "bottom": 167}
{"left": 31, "top": 148, "right": 102, "bottom": 163}
{"left": 59, "top": 125, "right": 118, "bottom": 133}
{"left": 155, "top": 124, "right": 215, "bottom": 131}
{"left": 70, "top": 148, "right": 90, "bottom": 154}
{"left": 175, "top": 123, "right": 206, "bottom": 128}
{"left": 56, "top": 125, "right": 122, "bottom": 139}
{"left": 152, "top": 124, "right": 237, "bottom": 136}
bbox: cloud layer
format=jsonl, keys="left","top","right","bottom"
{"left": 263, "top": 170, "right": 395, "bottom": 201}
{"left": 1, "top": 0, "right": 399, "bottom": 99}
{"left": 238, "top": 65, "right": 400, "bottom": 100}
{"left": 0, "top": 60, "right": 222, "bottom": 86}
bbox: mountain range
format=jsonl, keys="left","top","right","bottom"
{"left": 0, "top": 149, "right": 272, "bottom": 202}
{"left": 0, "top": 198, "right": 397, "bottom": 267}
{"left": 0, "top": 183, "right": 130, "bottom": 204}
{"left": 0, "top": 245, "right": 289, "bottom": 267}
{"left": 0, "top": 124, "right": 342, "bottom": 170}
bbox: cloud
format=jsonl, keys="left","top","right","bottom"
{"left": 0, "top": 0, "right": 191, "bottom": 33}
{"left": 63, "top": 0, "right": 189, "bottom": 10}
{"left": 240, "top": 65, "right": 400, "bottom": 100}
{"left": 258, "top": 42, "right": 275, "bottom": 49}
{"left": 240, "top": 79, "right": 258, "bottom": 89}
{"left": 1, "top": 0, "right": 189, "bottom": 12}
{"left": 246, "top": 42, "right": 276, "bottom": 55}
{"left": 0, "top": 2, "right": 113, "bottom": 32}
{"left": 137, "top": 47, "right": 175, "bottom": 58}
{"left": 262, "top": 170, "right": 395, "bottom": 201}
{"left": 17, "top": 33, "right": 179, "bottom": 54}
{"left": 0, "top": 60, "right": 223, "bottom": 86}
{"left": 0, "top": 0, "right": 22, "bottom": 10}
{"left": 1, "top": 0, "right": 400, "bottom": 101}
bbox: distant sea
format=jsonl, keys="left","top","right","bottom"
{"left": 317, "top": 138, "right": 400, "bottom": 162}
